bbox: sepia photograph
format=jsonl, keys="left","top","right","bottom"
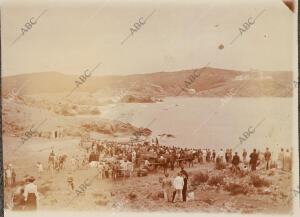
{"left": 1, "top": 0, "right": 299, "bottom": 216}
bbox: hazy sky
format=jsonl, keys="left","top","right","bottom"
{"left": 1, "top": 0, "right": 296, "bottom": 77}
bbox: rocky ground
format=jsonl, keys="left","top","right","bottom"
{"left": 107, "top": 164, "right": 293, "bottom": 213}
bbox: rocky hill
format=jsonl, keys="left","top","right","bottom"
{"left": 1, "top": 67, "right": 293, "bottom": 99}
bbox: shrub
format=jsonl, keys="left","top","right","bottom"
{"left": 157, "top": 192, "right": 164, "bottom": 199}
{"left": 239, "top": 170, "right": 249, "bottom": 178}
{"left": 128, "top": 192, "right": 137, "bottom": 200}
{"left": 192, "top": 172, "right": 209, "bottom": 185}
{"left": 208, "top": 175, "right": 224, "bottom": 186}
{"left": 250, "top": 175, "right": 270, "bottom": 187}
{"left": 216, "top": 162, "right": 226, "bottom": 170}
{"left": 225, "top": 183, "right": 248, "bottom": 195}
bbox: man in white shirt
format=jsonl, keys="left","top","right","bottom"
{"left": 202, "top": 149, "right": 207, "bottom": 162}
{"left": 172, "top": 173, "right": 184, "bottom": 202}
{"left": 219, "top": 149, "right": 224, "bottom": 162}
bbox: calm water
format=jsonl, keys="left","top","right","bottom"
{"left": 99, "top": 97, "right": 294, "bottom": 154}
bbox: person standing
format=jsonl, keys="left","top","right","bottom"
{"left": 172, "top": 173, "right": 184, "bottom": 202}
{"left": 36, "top": 162, "right": 43, "bottom": 177}
{"left": 249, "top": 149, "right": 258, "bottom": 171}
{"left": 232, "top": 152, "right": 240, "bottom": 173}
{"left": 203, "top": 149, "right": 207, "bottom": 163}
{"left": 162, "top": 173, "right": 173, "bottom": 202}
{"left": 212, "top": 150, "right": 216, "bottom": 162}
{"left": 6, "top": 165, "right": 12, "bottom": 187}
{"left": 264, "top": 148, "right": 271, "bottom": 170}
{"left": 242, "top": 149, "right": 247, "bottom": 163}
{"left": 283, "top": 149, "right": 291, "bottom": 171}
{"left": 180, "top": 165, "right": 189, "bottom": 202}
{"left": 144, "top": 159, "right": 150, "bottom": 170}
{"left": 24, "top": 176, "right": 39, "bottom": 211}
{"left": 48, "top": 150, "right": 55, "bottom": 173}
{"left": 228, "top": 149, "right": 233, "bottom": 163}
{"left": 199, "top": 150, "right": 203, "bottom": 164}
{"left": 219, "top": 148, "right": 224, "bottom": 162}
{"left": 277, "top": 148, "right": 284, "bottom": 170}
{"left": 67, "top": 174, "right": 74, "bottom": 190}
{"left": 12, "top": 167, "right": 16, "bottom": 187}
{"left": 132, "top": 150, "right": 136, "bottom": 164}
{"left": 225, "top": 149, "right": 229, "bottom": 163}
{"left": 170, "top": 154, "right": 176, "bottom": 170}
{"left": 70, "top": 156, "right": 77, "bottom": 171}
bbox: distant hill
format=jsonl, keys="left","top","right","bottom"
{"left": 1, "top": 67, "right": 293, "bottom": 98}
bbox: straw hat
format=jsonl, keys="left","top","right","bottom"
{"left": 26, "top": 176, "right": 35, "bottom": 183}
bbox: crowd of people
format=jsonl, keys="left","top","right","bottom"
{"left": 63, "top": 140, "right": 294, "bottom": 203}
{"left": 4, "top": 137, "right": 293, "bottom": 209}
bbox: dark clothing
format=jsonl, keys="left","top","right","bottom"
{"left": 225, "top": 153, "right": 229, "bottom": 163}
{"left": 182, "top": 179, "right": 187, "bottom": 201}
{"left": 264, "top": 151, "right": 271, "bottom": 161}
{"left": 180, "top": 169, "right": 188, "bottom": 179}
{"left": 232, "top": 155, "right": 240, "bottom": 166}
{"left": 264, "top": 151, "right": 271, "bottom": 170}
{"left": 89, "top": 152, "right": 98, "bottom": 162}
{"left": 206, "top": 153, "right": 211, "bottom": 162}
{"left": 250, "top": 152, "right": 258, "bottom": 164}
{"left": 250, "top": 152, "right": 258, "bottom": 171}
{"left": 172, "top": 190, "right": 176, "bottom": 202}
{"left": 25, "top": 193, "right": 37, "bottom": 211}
{"left": 13, "top": 193, "right": 26, "bottom": 211}
{"left": 212, "top": 152, "right": 216, "bottom": 161}
{"left": 265, "top": 151, "right": 271, "bottom": 160}
{"left": 181, "top": 169, "right": 188, "bottom": 202}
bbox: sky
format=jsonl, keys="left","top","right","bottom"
{"left": 1, "top": 0, "right": 296, "bottom": 77}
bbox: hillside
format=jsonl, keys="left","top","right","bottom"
{"left": 1, "top": 67, "right": 293, "bottom": 98}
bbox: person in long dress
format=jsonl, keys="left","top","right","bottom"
{"left": 24, "top": 176, "right": 39, "bottom": 210}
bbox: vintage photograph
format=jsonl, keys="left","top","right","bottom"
{"left": 1, "top": 0, "right": 299, "bottom": 215}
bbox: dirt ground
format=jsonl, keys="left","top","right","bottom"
{"left": 3, "top": 136, "right": 293, "bottom": 213}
